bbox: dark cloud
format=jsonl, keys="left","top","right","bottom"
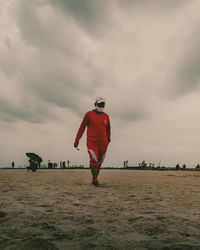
{"left": 4, "top": 0, "right": 112, "bottom": 121}
{"left": 0, "top": 98, "right": 57, "bottom": 124}
{"left": 164, "top": 27, "right": 200, "bottom": 98}
{"left": 25, "top": 75, "right": 87, "bottom": 115}
{"left": 17, "top": 1, "right": 70, "bottom": 51}
{"left": 175, "top": 40, "right": 200, "bottom": 95}
{"left": 110, "top": 87, "right": 151, "bottom": 122}
{"left": 49, "top": 0, "right": 112, "bottom": 35}
{"left": 116, "top": 0, "right": 190, "bottom": 11}
{"left": 113, "top": 107, "right": 149, "bottom": 122}
{"left": 1, "top": 0, "right": 196, "bottom": 126}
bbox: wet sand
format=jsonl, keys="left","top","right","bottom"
{"left": 0, "top": 169, "right": 200, "bottom": 250}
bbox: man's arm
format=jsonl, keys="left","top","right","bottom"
{"left": 74, "top": 112, "right": 89, "bottom": 147}
{"left": 106, "top": 116, "right": 111, "bottom": 142}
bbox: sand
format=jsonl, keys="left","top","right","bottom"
{"left": 0, "top": 169, "right": 200, "bottom": 250}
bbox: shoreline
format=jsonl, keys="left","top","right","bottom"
{"left": 0, "top": 167, "right": 200, "bottom": 171}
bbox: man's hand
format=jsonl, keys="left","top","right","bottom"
{"left": 74, "top": 141, "right": 79, "bottom": 148}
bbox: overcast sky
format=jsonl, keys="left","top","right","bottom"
{"left": 1, "top": 0, "right": 200, "bottom": 168}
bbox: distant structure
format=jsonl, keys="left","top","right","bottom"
{"left": 12, "top": 161, "right": 15, "bottom": 168}
{"left": 48, "top": 160, "right": 53, "bottom": 169}
{"left": 175, "top": 164, "right": 180, "bottom": 170}
{"left": 157, "top": 160, "right": 161, "bottom": 168}
{"left": 67, "top": 160, "right": 70, "bottom": 167}
{"left": 149, "top": 163, "right": 155, "bottom": 168}
{"left": 182, "top": 164, "right": 186, "bottom": 169}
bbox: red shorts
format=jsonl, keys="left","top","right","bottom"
{"left": 87, "top": 140, "right": 108, "bottom": 167}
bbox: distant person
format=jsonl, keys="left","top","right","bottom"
{"left": 63, "top": 161, "right": 66, "bottom": 168}
{"left": 27, "top": 159, "right": 37, "bottom": 172}
{"left": 124, "top": 160, "right": 128, "bottom": 168}
{"left": 141, "top": 160, "right": 146, "bottom": 167}
{"left": 33, "top": 161, "right": 38, "bottom": 172}
{"left": 67, "top": 160, "right": 70, "bottom": 167}
{"left": 60, "top": 161, "right": 63, "bottom": 168}
{"left": 12, "top": 161, "right": 15, "bottom": 168}
{"left": 74, "top": 97, "right": 111, "bottom": 186}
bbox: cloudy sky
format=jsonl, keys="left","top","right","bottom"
{"left": 1, "top": 0, "right": 200, "bottom": 168}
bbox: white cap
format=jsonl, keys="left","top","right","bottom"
{"left": 95, "top": 97, "right": 106, "bottom": 104}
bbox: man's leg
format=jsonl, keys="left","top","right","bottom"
{"left": 91, "top": 166, "right": 100, "bottom": 181}
{"left": 87, "top": 142, "right": 100, "bottom": 185}
{"left": 91, "top": 141, "right": 108, "bottom": 185}
{"left": 91, "top": 167, "right": 99, "bottom": 186}
{"left": 98, "top": 141, "right": 108, "bottom": 168}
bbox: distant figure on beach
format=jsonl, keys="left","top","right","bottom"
{"left": 124, "top": 160, "right": 128, "bottom": 168}
{"left": 74, "top": 97, "right": 111, "bottom": 186}
{"left": 176, "top": 164, "right": 180, "bottom": 170}
{"left": 196, "top": 164, "right": 200, "bottom": 169}
{"left": 12, "top": 161, "right": 15, "bottom": 168}
{"left": 67, "top": 160, "right": 70, "bottom": 167}
{"left": 63, "top": 161, "right": 66, "bottom": 168}
{"left": 139, "top": 160, "right": 147, "bottom": 167}
{"left": 27, "top": 159, "right": 38, "bottom": 172}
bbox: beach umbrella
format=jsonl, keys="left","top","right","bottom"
{"left": 26, "top": 153, "right": 43, "bottom": 163}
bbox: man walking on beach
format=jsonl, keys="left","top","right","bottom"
{"left": 74, "top": 97, "right": 111, "bottom": 186}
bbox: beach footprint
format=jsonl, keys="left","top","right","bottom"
{"left": 13, "top": 237, "right": 58, "bottom": 250}
{"left": 0, "top": 211, "right": 7, "bottom": 218}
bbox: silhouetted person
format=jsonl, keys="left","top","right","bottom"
{"left": 67, "top": 160, "right": 70, "bottom": 167}
{"left": 123, "top": 161, "right": 127, "bottom": 167}
{"left": 63, "top": 161, "right": 66, "bottom": 168}
{"left": 12, "top": 161, "right": 15, "bottom": 168}
{"left": 176, "top": 164, "right": 180, "bottom": 170}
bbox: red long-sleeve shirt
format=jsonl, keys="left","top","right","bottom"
{"left": 75, "top": 110, "right": 111, "bottom": 143}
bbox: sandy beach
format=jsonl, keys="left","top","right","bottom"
{"left": 0, "top": 169, "right": 200, "bottom": 250}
